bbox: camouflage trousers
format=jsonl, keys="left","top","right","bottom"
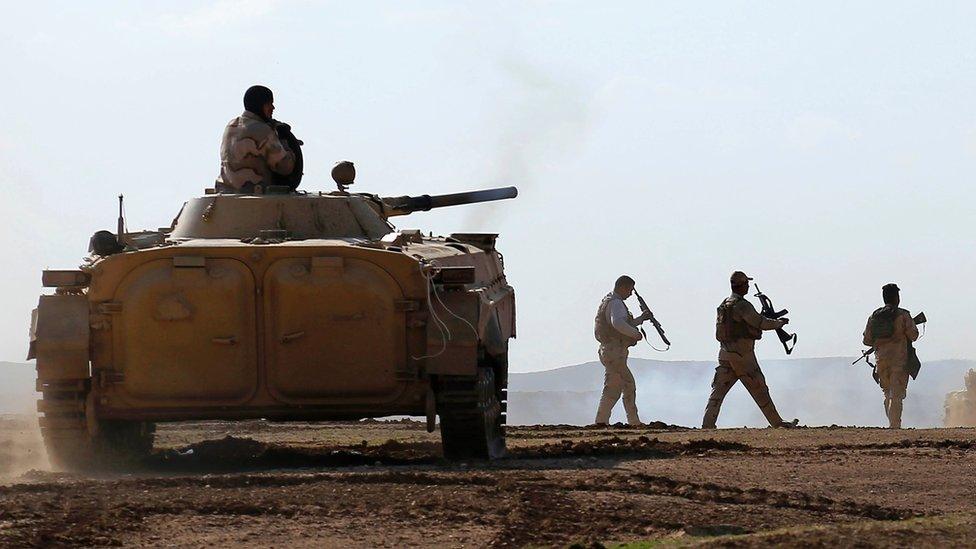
{"left": 878, "top": 363, "right": 909, "bottom": 429}
{"left": 594, "top": 343, "right": 640, "bottom": 425}
{"left": 702, "top": 356, "right": 785, "bottom": 428}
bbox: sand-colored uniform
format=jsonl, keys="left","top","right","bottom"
{"left": 216, "top": 111, "right": 295, "bottom": 192}
{"left": 864, "top": 308, "right": 918, "bottom": 429}
{"left": 702, "top": 294, "right": 788, "bottom": 429}
{"left": 594, "top": 293, "right": 641, "bottom": 425}
{"left": 863, "top": 307, "right": 918, "bottom": 429}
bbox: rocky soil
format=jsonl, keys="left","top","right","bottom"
{"left": 2, "top": 418, "right": 976, "bottom": 547}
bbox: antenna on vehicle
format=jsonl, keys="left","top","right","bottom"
{"left": 117, "top": 194, "right": 126, "bottom": 247}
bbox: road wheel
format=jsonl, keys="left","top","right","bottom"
{"left": 438, "top": 364, "right": 507, "bottom": 460}
{"left": 37, "top": 380, "right": 154, "bottom": 471}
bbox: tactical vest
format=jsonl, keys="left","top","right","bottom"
{"left": 715, "top": 295, "right": 761, "bottom": 343}
{"left": 868, "top": 306, "right": 901, "bottom": 340}
{"left": 594, "top": 293, "right": 632, "bottom": 346}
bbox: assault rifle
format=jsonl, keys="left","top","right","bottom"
{"left": 852, "top": 348, "right": 875, "bottom": 367}
{"left": 633, "top": 289, "right": 671, "bottom": 351}
{"left": 754, "top": 285, "right": 797, "bottom": 355}
{"left": 853, "top": 311, "right": 927, "bottom": 383}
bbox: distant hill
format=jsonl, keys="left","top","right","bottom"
{"left": 3, "top": 358, "right": 971, "bottom": 428}
{"left": 507, "top": 357, "right": 976, "bottom": 428}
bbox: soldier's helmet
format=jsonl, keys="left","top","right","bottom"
{"left": 966, "top": 369, "right": 976, "bottom": 391}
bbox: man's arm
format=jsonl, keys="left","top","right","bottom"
{"left": 736, "top": 299, "right": 786, "bottom": 331}
{"left": 863, "top": 316, "right": 874, "bottom": 346}
{"left": 262, "top": 131, "right": 296, "bottom": 176}
{"left": 609, "top": 300, "right": 642, "bottom": 340}
{"left": 903, "top": 311, "right": 919, "bottom": 342}
{"left": 630, "top": 311, "right": 652, "bottom": 325}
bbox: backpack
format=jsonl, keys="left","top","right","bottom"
{"left": 715, "top": 300, "right": 735, "bottom": 343}
{"left": 715, "top": 297, "right": 759, "bottom": 342}
{"left": 869, "top": 306, "right": 898, "bottom": 340}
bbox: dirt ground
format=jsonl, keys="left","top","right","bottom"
{"left": 3, "top": 417, "right": 976, "bottom": 547}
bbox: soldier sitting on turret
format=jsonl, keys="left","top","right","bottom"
{"left": 216, "top": 85, "right": 296, "bottom": 193}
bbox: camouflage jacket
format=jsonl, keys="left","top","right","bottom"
{"left": 216, "top": 111, "right": 295, "bottom": 191}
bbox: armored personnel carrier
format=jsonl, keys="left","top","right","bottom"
{"left": 28, "top": 164, "right": 517, "bottom": 469}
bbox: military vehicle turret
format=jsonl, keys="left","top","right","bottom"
{"left": 29, "top": 163, "right": 517, "bottom": 469}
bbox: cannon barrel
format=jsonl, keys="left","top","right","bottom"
{"left": 382, "top": 186, "right": 518, "bottom": 217}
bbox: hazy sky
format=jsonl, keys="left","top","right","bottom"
{"left": 1, "top": 2, "right": 974, "bottom": 372}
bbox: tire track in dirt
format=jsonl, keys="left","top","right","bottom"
{"left": 817, "top": 439, "right": 976, "bottom": 451}
{"left": 0, "top": 467, "right": 923, "bottom": 523}
{"left": 0, "top": 472, "right": 504, "bottom": 547}
{"left": 0, "top": 459, "right": 930, "bottom": 547}
{"left": 554, "top": 472, "right": 923, "bottom": 521}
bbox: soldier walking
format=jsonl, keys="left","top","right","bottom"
{"left": 593, "top": 275, "right": 651, "bottom": 426}
{"left": 703, "top": 271, "right": 798, "bottom": 429}
{"left": 863, "top": 283, "right": 919, "bottom": 429}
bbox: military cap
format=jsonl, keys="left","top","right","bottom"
{"left": 730, "top": 271, "right": 753, "bottom": 284}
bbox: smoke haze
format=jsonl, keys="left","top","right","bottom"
{"left": 463, "top": 57, "right": 593, "bottom": 230}
{"left": 0, "top": 362, "right": 46, "bottom": 477}
{"left": 507, "top": 357, "right": 974, "bottom": 428}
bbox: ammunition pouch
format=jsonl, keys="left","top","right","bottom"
{"left": 715, "top": 298, "right": 760, "bottom": 343}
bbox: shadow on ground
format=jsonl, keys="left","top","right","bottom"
{"left": 136, "top": 431, "right": 749, "bottom": 473}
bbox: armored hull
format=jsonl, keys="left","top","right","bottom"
{"left": 30, "top": 187, "right": 517, "bottom": 468}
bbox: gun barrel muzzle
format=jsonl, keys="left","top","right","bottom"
{"left": 383, "top": 186, "right": 518, "bottom": 216}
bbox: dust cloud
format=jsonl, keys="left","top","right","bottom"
{"left": 462, "top": 57, "right": 592, "bottom": 230}
{"left": 0, "top": 362, "right": 49, "bottom": 478}
{"left": 0, "top": 417, "right": 47, "bottom": 478}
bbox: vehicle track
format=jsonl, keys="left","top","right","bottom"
{"left": 582, "top": 472, "right": 923, "bottom": 521}
{"left": 817, "top": 439, "right": 976, "bottom": 451}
